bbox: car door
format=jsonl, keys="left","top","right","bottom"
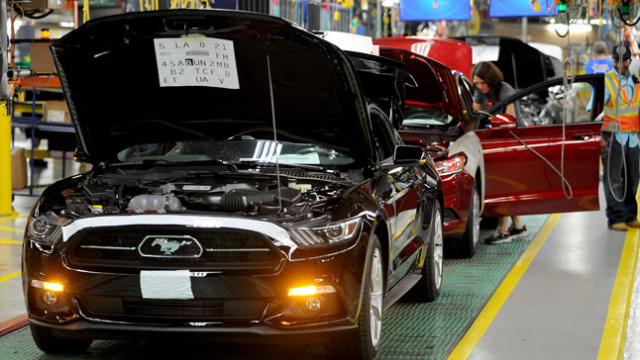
{"left": 369, "top": 109, "right": 426, "bottom": 288}
{"left": 475, "top": 74, "right": 604, "bottom": 217}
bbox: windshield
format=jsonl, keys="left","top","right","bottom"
{"left": 402, "top": 108, "right": 454, "bottom": 127}
{"left": 116, "top": 138, "right": 355, "bottom": 168}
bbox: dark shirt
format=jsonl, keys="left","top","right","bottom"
{"left": 473, "top": 82, "right": 515, "bottom": 109}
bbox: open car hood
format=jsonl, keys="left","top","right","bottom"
{"left": 378, "top": 46, "right": 463, "bottom": 121}
{"left": 51, "top": 10, "right": 371, "bottom": 165}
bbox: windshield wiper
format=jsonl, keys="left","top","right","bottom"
{"left": 238, "top": 160, "right": 328, "bottom": 173}
{"left": 115, "top": 159, "right": 237, "bottom": 171}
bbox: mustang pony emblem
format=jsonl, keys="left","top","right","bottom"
{"left": 151, "top": 238, "right": 192, "bottom": 255}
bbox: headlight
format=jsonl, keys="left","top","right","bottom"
{"left": 27, "top": 211, "right": 65, "bottom": 253}
{"left": 435, "top": 153, "right": 467, "bottom": 176}
{"left": 289, "top": 217, "right": 362, "bottom": 249}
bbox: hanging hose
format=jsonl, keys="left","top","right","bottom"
{"left": 507, "top": 0, "right": 577, "bottom": 199}
{"left": 558, "top": 19, "right": 575, "bottom": 199}
{"left": 508, "top": 129, "right": 573, "bottom": 198}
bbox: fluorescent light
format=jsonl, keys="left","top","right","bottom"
{"left": 59, "top": 21, "right": 75, "bottom": 28}
{"left": 546, "top": 24, "right": 593, "bottom": 33}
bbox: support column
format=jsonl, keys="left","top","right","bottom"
{"left": 0, "top": 102, "right": 12, "bottom": 215}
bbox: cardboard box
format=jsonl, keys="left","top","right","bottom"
{"left": 12, "top": 148, "right": 27, "bottom": 190}
{"left": 30, "top": 41, "right": 55, "bottom": 73}
{"left": 45, "top": 100, "right": 71, "bottom": 123}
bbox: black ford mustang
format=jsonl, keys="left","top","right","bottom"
{"left": 22, "top": 9, "right": 443, "bottom": 360}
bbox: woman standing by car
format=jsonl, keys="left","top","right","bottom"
{"left": 471, "top": 61, "right": 527, "bottom": 244}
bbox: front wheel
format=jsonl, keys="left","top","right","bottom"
{"left": 327, "top": 235, "right": 384, "bottom": 360}
{"left": 459, "top": 183, "right": 480, "bottom": 258}
{"left": 409, "top": 204, "right": 443, "bottom": 302}
{"left": 30, "top": 323, "right": 92, "bottom": 354}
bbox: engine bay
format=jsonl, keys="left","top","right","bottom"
{"left": 58, "top": 167, "right": 348, "bottom": 219}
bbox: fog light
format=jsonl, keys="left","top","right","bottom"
{"left": 306, "top": 296, "right": 322, "bottom": 312}
{"left": 42, "top": 291, "right": 58, "bottom": 306}
{"left": 288, "top": 285, "right": 337, "bottom": 296}
{"left": 31, "top": 279, "right": 64, "bottom": 292}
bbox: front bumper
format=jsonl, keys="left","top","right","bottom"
{"left": 440, "top": 171, "right": 474, "bottom": 238}
{"left": 23, "top": 216, "right": 370, "bottom": 340}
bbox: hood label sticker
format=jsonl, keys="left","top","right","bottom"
{"left": 154, "top": 36, "right": 239, "bottom": 89}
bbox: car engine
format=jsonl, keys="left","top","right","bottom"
{"left": 58, "top": 168, "right": 347, "bottom": 220}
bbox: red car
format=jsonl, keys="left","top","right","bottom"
{"left": 376, "top": 42, "right": 603, "bottom": 257}
{"left": 377, "top": 46, "right": 484, "bottom": 257}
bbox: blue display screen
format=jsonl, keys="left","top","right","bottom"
{"left": 489, "top": 0, "right": 558, "bottom": 17}
{"left": 399, "top": 0, "right": 471, "bottom": 21}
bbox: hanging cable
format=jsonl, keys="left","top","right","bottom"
{"left": 508, "top": 130, "right": 573, "bottom": 198}
{"left": 558, "top": 11, "right": 575, "bottom": 199}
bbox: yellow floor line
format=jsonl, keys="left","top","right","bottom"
{"left": 0, "top": 238, "right": 22, "bottom": 245}
{"left": 0, "top": 271, "right": 21, "bottom": 283}
{"left": 0, "top": 226, "right": 24, "bottom": 233}
{"left": 0, "top": 212, "right": 19, "bottom": 222}
{"left": 447, "top": 213, "right": 561, "bottom": 359}
{"left": 597, "top": 228, "right": 640, "bottom": 360}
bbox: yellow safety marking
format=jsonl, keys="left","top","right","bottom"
{"left": 0, "top": 226, "right": 24, "bottom": 233}
{"left": 0, "top": 271, "right": 21, "bottom": 283}
{"left": 597, "top": 229, "right": 640, "bottom": 359}
{"left": 0, "top": 212, "right": 19, "bottom": 222}
{"left": 0, "top": 238, "right": 21, "bottom": 245}
{"left": 447, "top": 213, "right": 561, "bottom": 359}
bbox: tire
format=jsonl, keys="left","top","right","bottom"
{"left": 327, "top": 235, "right": 384, "bottom": 360}
{"left": 409, "top": 204, "right": 443, "bottom": 302}
{"left": 30, "top": 323, "right": 92, "bottom": 354}
{"left": 459, "top": 183, "right": 480, "bottom": 258}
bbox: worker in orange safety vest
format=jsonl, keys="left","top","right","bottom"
{"left": 601, "top": 42, "right": 640, "bottom": 231}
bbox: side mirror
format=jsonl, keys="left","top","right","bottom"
{"left": 393, "top": 145, "right": 425, "bottom": 164}
{"left": 490, "top": 113, "right": 516, "bottom": 128}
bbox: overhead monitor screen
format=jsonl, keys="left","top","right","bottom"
{"left": 489, "top": 0, "right": 558, "bottom": 17}
{"left": 399, "top": 0, "right": 471, "bottom": 21}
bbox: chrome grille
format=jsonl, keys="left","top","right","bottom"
{"left": 67, "top": 226, "right": 284, "bottom": 272}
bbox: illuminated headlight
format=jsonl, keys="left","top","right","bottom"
{"left": 435, "top": 154, "right": 467, "bottom": 176}
{"left": 27, "top": 211, "right": 65, "bottom": 253}
{"left": 289, "top": 217, "right": 362, "bottom": 248}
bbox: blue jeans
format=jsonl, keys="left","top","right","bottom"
{"left": 602, "top": 133, "right": 640, "bottom": 226}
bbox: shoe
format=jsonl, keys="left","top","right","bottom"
{"left": 627, "top": 220, "right": 640, "bottom": 228}
{"left": 485, "top": 229, "right": 513, "bottom": 244}
{"left": 609, "top": 222, "right": 629, "bottom": 231}
{"left": 509, "top": 225, "right": 528, "bottom": 239}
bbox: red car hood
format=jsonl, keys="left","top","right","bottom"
{"left": 373, "top": 37, "right": 472, "bottom": 80}
{"left": 378, "top": 46, "right": 464, "bottom": 121}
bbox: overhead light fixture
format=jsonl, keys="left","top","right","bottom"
{"left": 546, "top": 23, "right": 593, "bottom": 33}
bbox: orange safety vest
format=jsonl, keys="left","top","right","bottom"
{"left": 603, "top": 70, "right": 640, "bottom": 132}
